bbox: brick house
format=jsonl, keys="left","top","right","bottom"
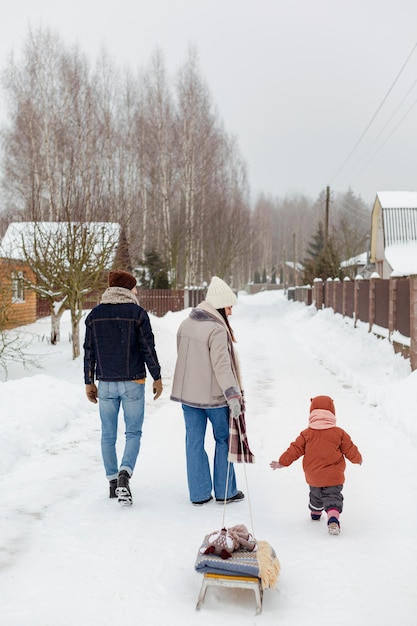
{"left": 0, "top": 221, "right": 123, "bottom": 329}
{"left": 0, "top": 257, "right": 37, "bottom": 329}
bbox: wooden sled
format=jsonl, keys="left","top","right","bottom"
{"left": 196, "top": 572, "right": 263, "bottom": 615}
{"left": 195, "top": 537, "right": 280, "bottom": 615}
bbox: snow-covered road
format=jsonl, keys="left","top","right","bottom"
{"left": 0, "top": 291, "right": 416, "bottom": 625}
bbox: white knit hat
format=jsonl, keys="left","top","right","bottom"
{"left": 205, "top": 276, "right": 237, "bottom": 309}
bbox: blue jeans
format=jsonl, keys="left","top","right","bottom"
{"left": 98, "top": 381, "right": 145, "bottom": 480}
{"left": 182, "top": 404, "right": 237, "bottom": 502}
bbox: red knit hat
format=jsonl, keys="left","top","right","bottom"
{"left": 309, "top": 395, "right": 335, "bottom": 415}
{"left": 108, "top": 270, "right": 137, "bottom": 290}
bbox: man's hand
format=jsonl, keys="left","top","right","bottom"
{"left": 270, "top": 460, "right": 284, "bottom": 470}
{"left": 153, "top": 378, "right": 163, "bottom": 400}
{"left": 85, "top": 383, "right": 98, "bottom": 404}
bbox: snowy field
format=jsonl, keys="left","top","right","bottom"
{"left": 0, "top": 290, "right": 416, "bottom": 625}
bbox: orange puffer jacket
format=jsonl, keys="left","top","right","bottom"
{"left": 278, "top": 426, "right": 362, "bottom": 487}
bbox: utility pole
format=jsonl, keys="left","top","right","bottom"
{"left": 325, "top": 186, "right": 330, "bottom": 250}
{"left": 283, "top": 247, "right": 287, "bottom": 292}
{"left": 293, "top": 232, "right": 297, "bottom": 286}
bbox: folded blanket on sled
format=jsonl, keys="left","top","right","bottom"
{"left": 195, "top": 534, "right": 281, "bottom": 589}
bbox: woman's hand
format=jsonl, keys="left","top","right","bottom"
{"left": 228, "top": 397, "right": 242, "bottom": 419}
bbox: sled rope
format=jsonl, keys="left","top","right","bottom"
{"left": 221, "top": 413, "right": 255, "bottom": 537}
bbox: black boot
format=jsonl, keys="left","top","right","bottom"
{"left": 109, "top": 479, "right": 118, "bottom": 499}
{"left": 215, "top": 490, "right": 245, "bottom": 504}
{"left": 116, "top": 470, "right": 132, "bottom": 506}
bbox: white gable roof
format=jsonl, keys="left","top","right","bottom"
{"left": 0, "top": 222, "right": 121, "bottom": 262}
{"left": 377, "top": 191, "right": 417, "bottom": 209}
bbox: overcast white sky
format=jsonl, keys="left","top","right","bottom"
{"left": 1, "top": 0, "right": 417, "bottom": 206}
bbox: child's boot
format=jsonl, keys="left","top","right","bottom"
{"left": 310, "top": 511, "right": 322, "bottom": 521}
{"left": 327, "top": 508, "right": 340, "bottom": 535}
{"left": 309, "top": 504, "right": 324, "bottom": 521}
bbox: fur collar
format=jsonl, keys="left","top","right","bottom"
{"left": 192, "top": 301, "right": 225, "bottom": 324}
{"left": 100, "top": 287, "right": 139, "bottom": 305}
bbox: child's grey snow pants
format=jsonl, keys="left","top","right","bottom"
{"left": 308, "top": 484, "right": 344, "bottom": 514}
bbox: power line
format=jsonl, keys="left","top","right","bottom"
{"left": 331, "top": 197, "right": 372, "bottom": 227}
{"left": 342, "top": 76, "right": 417, "bottom": 180}
{"left": 348, "top": 93, "right": 417, "bottom": 185}
{"left": 330, "top": 39, "right": 417, "bottom": 185}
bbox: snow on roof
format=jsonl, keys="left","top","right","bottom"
{"left": 0, "top": 222, "right": 121, "bottom": 262}
{"left": 385, "top": 242, "right": 417, "bottom": 277}
{"left": 377, "top": 191, "right": 417, "bottom": 209}
{"left": 285, "top": 261, "right": 304, "bottom": 271}
{"left": 341, "top": 251, "right": 367, "bottom": 268}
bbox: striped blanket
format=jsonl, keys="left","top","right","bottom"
{"left": 228, "top": 409, "right": 255, "bottom": 464}
{"left": 195, "top": 535, "right": 280, "bottom": 589}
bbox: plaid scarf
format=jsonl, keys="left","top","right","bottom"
{"left": 228, "top": 405, "right": 255, "bottom": 464}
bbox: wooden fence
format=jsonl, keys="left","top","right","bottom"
{"left": 137, "top": 290, "right": 193, "bottom": 317}
{"left": 290, "top": 276, "right": 417, "bottom": 370}
{"left": 36, "top": 287, "right": 206, "bottom": 320}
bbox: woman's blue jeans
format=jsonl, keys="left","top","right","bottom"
{"left": 98, "top": 381, "right": 145, "bottom": 480}
{"left": 182, "top": 404, "right": 237, "bottom": 502}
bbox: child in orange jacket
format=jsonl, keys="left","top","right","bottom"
{"left": 270, "top": 395, "right": 362, "bottom": 535}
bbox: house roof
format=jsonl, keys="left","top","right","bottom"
{"left": 0, "top": 222, "right": 121, "bottom": 262}
{"left": 377, "top": 191, "right": 417, "bottom": 209}
{"left": 341, "top": 251, "right": 367, "bottom": 268}
{"left": 285, "top": 261, "right": 304, "bottom": 272}
{"left": 369, "top": 192, "right": 417, "bottom": 275}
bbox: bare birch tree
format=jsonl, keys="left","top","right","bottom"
{"left": 1, "top": 222, "right": 121, "bottom": 358}
{"left": 1, "top": 28, "right": 273, "bottom": 301}
{"left": 202, "top": 134, "right": 251, "bottom": 284}
{"left": 176, "top": 48, "right": 217, "bottom": 285}
{"left": 141, "top": 51, "right": 180, "bottom": 282}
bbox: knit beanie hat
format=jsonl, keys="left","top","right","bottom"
{"left": 205, "top": 276, "right": 237, "bottom": 309}
{"left": 108, "top": 270, "right": 137, "bottom": 291}
{"left": 309, "top": 395, "right": 336, "bottom": 415}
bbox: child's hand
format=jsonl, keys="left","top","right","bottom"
{"left": 270, "top": 460, "right": 284, "bottom": 470}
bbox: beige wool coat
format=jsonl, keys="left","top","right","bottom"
{"left": 170, "top": 301, "right": 242, "bottom": 409}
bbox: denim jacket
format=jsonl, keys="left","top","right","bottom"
{"left": 83, "top": 289, "right": 161, "bottom": 384}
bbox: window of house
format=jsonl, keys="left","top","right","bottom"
{"left": 12, "top": 271, "right": 25, "bottom": 303}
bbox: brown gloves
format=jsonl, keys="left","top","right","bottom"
{"left": 86, "top": 380, "right": 162, "bottom": 402}
{"left": 153, "top": 378, "right": 163, "bottom": 400}
{"left": 85, "top": 383, "right": 98, "bottom": 404}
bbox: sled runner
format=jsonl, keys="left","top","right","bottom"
{"left": 196, "top": 573, "right": 263, "bottom": 615}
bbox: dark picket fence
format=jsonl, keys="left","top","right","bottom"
{"left": 289, "top": 276, "right": 417, "bottom": 370}
{"left": 37, "top": 287, "right": 206, "bottom": 319}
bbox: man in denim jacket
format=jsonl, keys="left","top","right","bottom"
{"left": 83, "top": 270, "right": 162, "bottom": 506}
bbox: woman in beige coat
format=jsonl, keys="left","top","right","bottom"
{"left": 171, "top": 276, "right": 245, "bottom": 506}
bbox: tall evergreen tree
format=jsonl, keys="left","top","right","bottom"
{"left": 303, "top": 221, "right": 343, "bottom": 284}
